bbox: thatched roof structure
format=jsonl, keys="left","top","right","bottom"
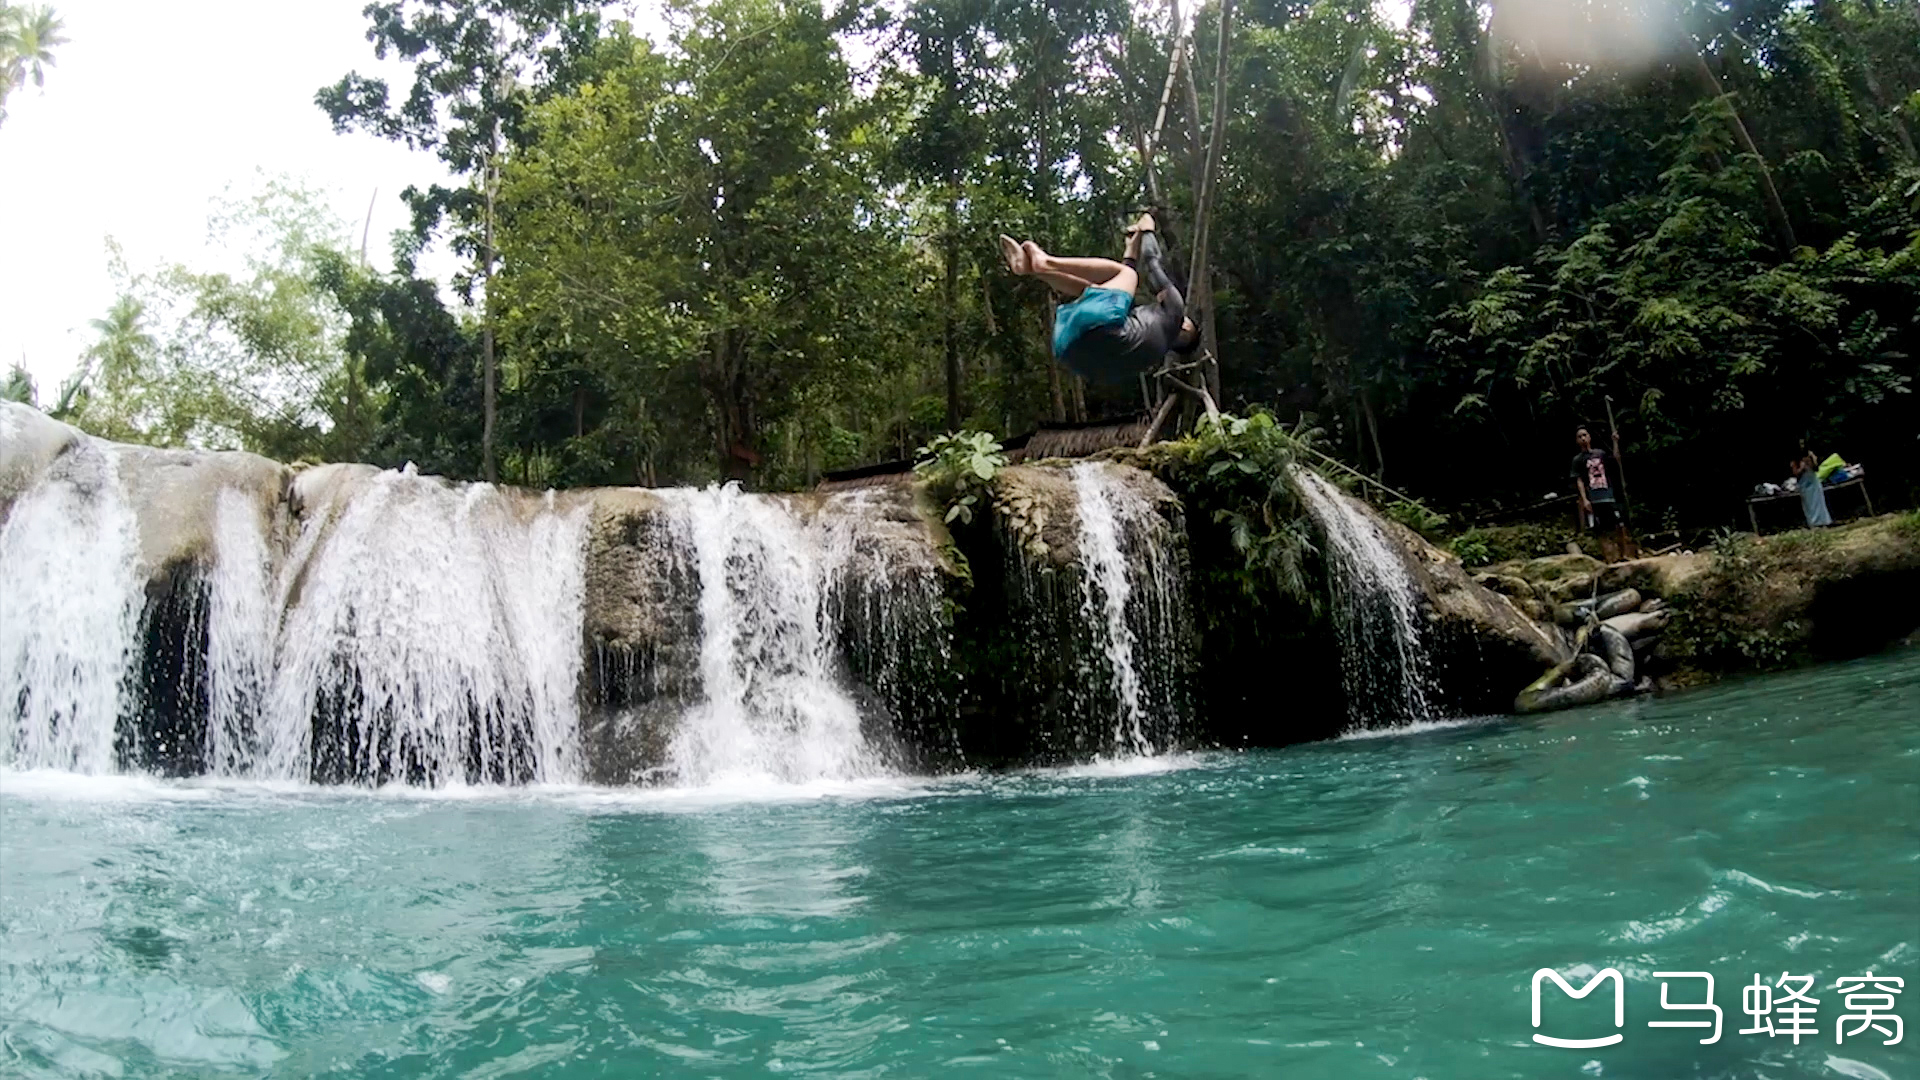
{"left": 813, "top": 416, "right": 1154, "bottom": 492}
{"left": 1013, "top": 418, "right": 1151, "bottom": 463}
{"left": 817, "top": 458, "right": 915, "bottom": 493}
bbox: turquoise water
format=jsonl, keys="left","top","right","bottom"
{"left": 3, "top": 652, "right": 1916, "bottom": 1079}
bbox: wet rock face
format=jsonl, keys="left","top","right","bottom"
{"left": 574, "top": 483, "right": 963, "bottom": 784}
{"left": 0, "top": 402, "right": 84, "bottom": 527}
{"left": 1361, "top": 511, "right": 1572, "bottom": 716}
{"left": 0, "top": 411, "right": 294, "bottom": 775}
{"left": 950, "top": 461, "right": 1194, "bottom": 762}
{"left": 580, "top": 488, "right": 702, "bottom": 779}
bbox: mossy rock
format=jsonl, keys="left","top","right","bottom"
{"left": 1661, "top": 515, "right": 1920, "bottom": 673}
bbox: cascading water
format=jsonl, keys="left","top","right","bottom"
{"left": 657, "top": 485, "right": 885, "bottom": 786}
{"left": 201, "top": 488, "right": 276, "bottom": 775}
{"left": 1006, "top": 457, "right": 1182, "bottom": 753}
{"left": 1297, "top": 469, "right": 1438, "bottom": 727}
{"left": 262, "top": 467, "right": 590, "bottom": 785}
{"left": 0, "top": 439, "right": 143, "bottom": 772}
{"left": 813, "top": 489, "right": 954, "bottom": 746}
{"left": 1072, "top": 462, "right": 1153, "bottom": 755}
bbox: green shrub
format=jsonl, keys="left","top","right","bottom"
{"left": 913, "top": 430, "right": 1007, "bottom": 525}
{"left": 1169, "top": 411, "right": 1320, "bottom": 604}
{"left": 1450, "top": 532, "right": 1494, "bottom": 568}
{"left": 1446, "top": 522, "right": 1577, "bottom": 565}
{"left": 1385, "top": 499, "right": 1450, "bottom": 540}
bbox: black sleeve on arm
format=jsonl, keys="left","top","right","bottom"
{"left": 1141, "top": 252, "right": 1179, "bottom": 299}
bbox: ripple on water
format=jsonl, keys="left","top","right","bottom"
{"left": 0, "top": 652, "right": 1914, "bottom": 1078}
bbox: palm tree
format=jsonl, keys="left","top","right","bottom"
{"left": 59, "top": 295, "right": 155, "bottom": 430}
{"left": 2, "top": 362, "right": 35, "bottom": 405}
{"left": 0, "top": 4, "right": 68, "bottom": 127}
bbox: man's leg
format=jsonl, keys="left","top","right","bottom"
{"left": 1023, "top": 240, "right": 1138, "bottom": 298}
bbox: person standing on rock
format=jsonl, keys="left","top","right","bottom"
{"left": 998, "top": 213, "right": 1199, "bottom": 384}
{"left": 1571, "top": 425, "right": 1629, "bottom": 562}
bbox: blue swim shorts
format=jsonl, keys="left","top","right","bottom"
{"left": 1052, "top": 286, "right": 1134, "bottom": 359}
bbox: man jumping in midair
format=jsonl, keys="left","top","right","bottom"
{"left": 999, "top": 213, "right": 1198, "bottom": 384}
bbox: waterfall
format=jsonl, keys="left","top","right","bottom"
{"left": 1297, "top": 469, "right": 1438, "bottom": 727}
{"left": 813, "top": 489, "right": 954, "bottom": 745}
{"left": 202, "top": 488, "right": 275, "bottom": 775}
{"left": 261, "top": 467, "right": 590, "bottom": 785}
{"left": 1072, "top": 463, "right": 1151, "bottom": 755}
{"left": 657, "top": 485, "right": 885, "bottom": 786}
{"left": 1065, "top": 461, "right": 1191, "bottom": 756}
{"left": 0, "top": 439, "right": 143, "bottom": 772}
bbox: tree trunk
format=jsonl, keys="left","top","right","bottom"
{"left": 1036, "top": 27, "right": 1067, "bottom": 424}
{"left": 1183, "top": 0, "right": 1234, "bottom": 404}
{"left": 1359, "top": 385, "right": 1386, "bottom": 481}
{"left": 944, "top": 186, "right": 962, "bottom": 432}
{"left": 1689, "top": 50, "right": 1799, "bottom": 252}
{"left": 708, "top": 329, "right": 757, "bottom": 486}
{"left": 480, "top": 118, "right": 500, "bottom": 485}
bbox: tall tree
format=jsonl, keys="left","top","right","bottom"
{"left": 896, "top": 0, "right": 994, "bottom": 433}
{"left": 493, "top": 4, "right": 920, "bottom": 485}
{"left": 317, "top": 0, "right": 601, "bottom": 481}
{"left": 0, "top": 3, "right": 66, "bottom": 126}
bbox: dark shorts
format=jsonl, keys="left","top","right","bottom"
{"left": 1589, "top": 500, "right": 1619, "bottom": 531}
{"left": 1059, "top": 293, "right": 1186, "bottom": 384}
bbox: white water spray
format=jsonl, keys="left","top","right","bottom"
{"left": 0, "top": 441, "right": 143, "bottom": 772}
{"left": 202, "top": 488, "right": 276, "bottom": 775}
{"left": 1297, "top": 469, "right": 1437, "bottom": 727}
{"left": 661, "top": 485, "right": 881, "bottom": 786}
{"left": 1071, "top": 463, "right": 1153, "bottom": 755}
{"left": 261, "top": 468, "right": 589, "bottom": 785}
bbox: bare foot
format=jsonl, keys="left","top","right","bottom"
{"left": 1126, "top": 212, "right": 1157, "bottom": 236}
{"left": 998, "top": 234, "right": 1028, "bottom": 275}
{"left": 1022, "top": 240, "right": 1047, "bottom": 273}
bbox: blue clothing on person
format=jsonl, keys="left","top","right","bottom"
{"left": 1052, "top": 286, "right": 1134, "bottom": 359}
{"left": 1799, "top": 474, "right": 1832, "bottom": 527}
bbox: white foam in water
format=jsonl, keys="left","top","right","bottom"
{"left": 261, "top": 469, "right": 589, "bottom": 785}
{"left": 1336, "top": 716, "right": 1491, "bottom": 741}
{"left": 661, "top": 485, "right": 882, "bottom": 787}
{"left": 1297, "top": 469, "right": 1438, "bottom": 728}
{"left": 0, "top": 440, "right": 143, "bottom": 772}
{"left": 1071, "top": 462, "right": 1154, "bottom": 755}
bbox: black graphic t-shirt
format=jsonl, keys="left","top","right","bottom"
{"left": 1571, "top": 448, "right": 1615, "bottom": 503}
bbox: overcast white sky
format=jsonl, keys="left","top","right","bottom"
{"left": 0, "top": 0, "right": 1263, "bottom": 396}
{"left": 0, "top": 1, "right": 675, "bottom": 394}
{"left": 0, "top": 1, "right": 453, "bottom": 391}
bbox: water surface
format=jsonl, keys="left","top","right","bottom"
{"left": 4, "top": 652, "right": 1916, "bottom": 1078}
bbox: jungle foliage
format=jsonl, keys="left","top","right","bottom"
{"left": 42, "top": 0, "right": 1920, "bottom": 528}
